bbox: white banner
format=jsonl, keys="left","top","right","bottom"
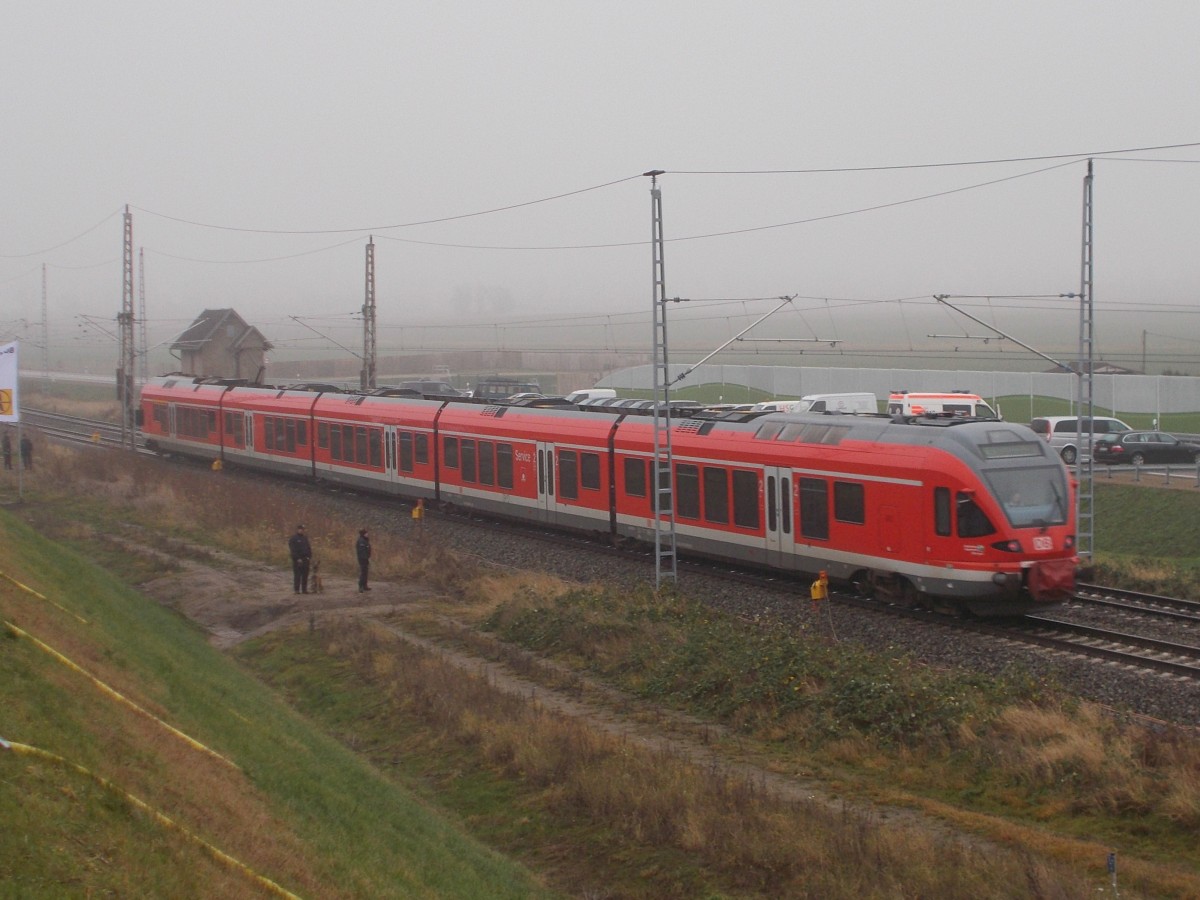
{"left": 0, "top": 341, "right": 18, "bottom": 423}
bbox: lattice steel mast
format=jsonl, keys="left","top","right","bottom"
{"left": 361, "top": 236, "right": 377, "bottom": 391}
{"left": 138, "top": 247, "right": 149, "bottom": 388}
{"left": 1076, "top": 160, "right": 1096, "bottom": 561}
{"left": 118, "top": 204, "right": 136, "bottom": 449}
{"left": 646, "top": 170, "right": 677, "bottom": 587}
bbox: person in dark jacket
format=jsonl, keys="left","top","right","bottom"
{"left": 356, "top": 528, "right": 372, "bottom": 592}
{"left": 288, "top": 525, "right": 313, "bottom": 594}
{"left": 19, "top": 435, "right": 32, "bottom": 470}
{"left": 1, "top": 433, "right": 11, "bottom": 470}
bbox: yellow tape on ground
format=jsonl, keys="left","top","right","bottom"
{"left": 0, "top": 569, "right": 88, "bottom": 623}
{"left": 0, "top": 737, "right": 302, "bottom": 900}
{"left": 3, "top": 619, "right": 238, "bottom": 770}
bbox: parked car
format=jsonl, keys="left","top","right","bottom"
{"left": 398, "top": 380, "right": 467, "bottom": 396}
{"left": 1093, "top": 431, "right": 1200, "bottom": 466}
{"left": 1029, "top": 415, "right": 1132, "bottom": 464}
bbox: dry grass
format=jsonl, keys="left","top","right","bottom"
{"left": 291, "top": 617, "right": 1093, "bottom": 898}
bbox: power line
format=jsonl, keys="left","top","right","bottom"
{"left": 666, "top": 141, "right": 1200, "bottom": 175}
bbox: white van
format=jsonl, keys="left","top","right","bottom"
{"left": 887, "top": 391, "right": 999, "bottom": 419}
{"left": 565, "top": 388, "right": 617, "bottom": 404}
{"left": 751, "top": 399, "right": 805, "bottom": 413}
{"left": 794, "top": 392, "right": 877, "bottom": 414}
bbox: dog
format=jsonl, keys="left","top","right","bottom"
{"left": 310, "top": 560, "right": 324, "bottom": 594}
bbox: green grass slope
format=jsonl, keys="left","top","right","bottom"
{"left": 0, "top": 507, "right": 555, "bottom": 899}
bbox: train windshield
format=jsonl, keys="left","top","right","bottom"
{"left": 983, "top": 467, "right": 1070, "bottom": 528}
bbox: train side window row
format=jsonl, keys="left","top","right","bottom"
{"left": 558, "top": 450, "right": 601, "bottom": 500}
{"left": 152, "top": 403, "right": 169, "bottom": 430}
{"left": 673, "top": 463, "right": 761, "bottom": 530}
{"left": 397, "top": 432, "right": 429, "bottom": 472}
{"left": 317, "top": 422, "right": 381, "bottom": 467}
{"left": 265, "top": 416, "right": 308, "bottom": 454}
{"left": 443, "top": 436, "right": 515, "bottom": 489}
{"left": 178, "top": 407, "right": 215, "bottom": 439}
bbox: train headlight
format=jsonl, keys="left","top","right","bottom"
{"left": 990, "top": 539, "right": 1022, "bottom": 553}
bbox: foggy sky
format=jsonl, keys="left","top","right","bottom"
{"left": 3, "top": 1, "right": 1199, "bottom": 372}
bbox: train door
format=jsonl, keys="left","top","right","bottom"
{"left": 385, "top": 426, "right": 397, "bottom": 484}
{"left": 242, "top": 412, "right": 257, "bottom": 459}
{"left": 764, "top": 466, "right": 795, "bottom": 568}
{"left": 536, "top": 441, "right": 555, "bottom": 523}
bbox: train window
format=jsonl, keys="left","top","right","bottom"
{"left": 767, "top": 475, "right": 777, "bottom": 531}
{"left": 479, "top": 440, "right": 495, "bottom": 485}
{"left": 624, "top": 457, "right": 647, "bottom": 498}
{"left": 342, "top": 425, "right": 355, "bottom": 460}
{"left": 461, "top": 439, "right": 477, "bottom": 483}
{"left": 753, "top": 422, "right": 785, "bottom": 441}
{"left": 369, "top": 429, "right": 382, "bottom": 468}
{"left": 444, "top": 436, "right": 459, "bottom": 468}
{"left": 781, "top": 477, "right": 791, "bottom": 534}
{"left": 415, "top": 433, "right": 429, "bottom": 465}
{"left": 399, "top": 432, "right": 414, "bottom": 472}
{"left": 355, "top": 426, "right": 368, "bottom": 464}
{"left": 703, "top": 467, "right": 729, "bottom": 524}
{"left": 318, "top": 422, "right": 329, "bottom": 449}
{"left": 284, "top": 419, "right": 296, "bottom": 452}
{"left": 297, "top": 421, "right": 307, "bottom": 446}
{"left": 581, "top": 452, "right": 601, "bottom": 491}
{"left": 497, "top": 443, "right": 513, "bottom": 489}
{"left": 732, "top": 470, "right": 759, "bottom": 529}
{"left": 558, "top": 450, "right": 578, "bottom": 499}
{"left": 675, "top": 464, "right": 700, "bottom": 520}
{"left": 537, "top": 448, "right": 544, "bottom": 494}
{"left": 934, "top": 487, "right": 951, "bottom": 536}
{"left": 834, "top": 482, "right": 865, "bottom": 524}
{"left": 153, "top": 404, "right": 169, "bottom": 430}
{"left": 330, "top": 424, "right": 342, "bottom": 458}
{"left": 956, "top": 492, "right": 996, "bottom": 538}
{"left": 799, "top": 478, "right": 829, "bottom": 540}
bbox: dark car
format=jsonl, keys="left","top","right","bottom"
{"left": 1092, "top": 431, "right": 1200, "bottom": 466}
{"left": 397, "top": 380, "right": 467, "bottom": 397}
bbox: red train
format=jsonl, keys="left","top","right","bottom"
{"left": 139, "top": 375, "right": 1078, "bottom": 615}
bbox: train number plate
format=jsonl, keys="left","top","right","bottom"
{"left": 1032, "top": 536, "right": 1053, "bottom": 551}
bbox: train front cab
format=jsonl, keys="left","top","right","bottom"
{"left": 909, "top": 425, "right": 1078, "bottom": 614}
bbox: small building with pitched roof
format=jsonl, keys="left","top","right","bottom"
{"left": 171, "top": 309, "right": 272, "bottom": 380}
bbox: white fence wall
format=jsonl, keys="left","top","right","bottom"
{"left": 600, "top": 365, "right": 1200, "bottom": 417}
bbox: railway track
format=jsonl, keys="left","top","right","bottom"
{"left": 22, "top": 407, "right": 141, "bottom": 450}
{"left": 1074, "top": 581, "right": 1200, "bottom": 622}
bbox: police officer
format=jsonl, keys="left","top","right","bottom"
{"left": 356, "top": 528, "right": 372, "bottom": 592}
{"left": 288, "top": 525, "right": 313, "bottom": 594}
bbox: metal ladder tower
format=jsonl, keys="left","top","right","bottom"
{"left": 646, "top": 170, "right": 677, "bottom": 587}
{"left": 361, "top": 236, "right": 377, "bottom": 391}
{"left": 41, "top": 265, "right": 49, "bottom": 387}
{"left": 118, "top": 205, "right": 136, "bottom": 450}
{"left": 1076, "top": 160, "right": 1096, "bottom": 561}
{"left": 137, "top": 248, "right": 149, "bottom": 389}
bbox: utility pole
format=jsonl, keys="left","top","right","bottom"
{"left": 361, "top": 236, "right": 377, "bottom": 391}
{"left": 645, "top": 170, "right": 677, "bottom": 587}
{"left": 1076, "top": 160, "right": 1096, "bottom": 562}
{"left": 41, "top": 264, "right": 48, "bottom": 387}
{"left": 138, "top": 248, "right": 149, "bottom": 388}
{"left": 118, "top": 204, "right": 136, "bottom": 449}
